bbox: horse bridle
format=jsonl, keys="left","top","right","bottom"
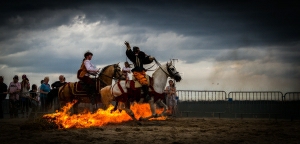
{"left": 112, "top": 64, "right": 124, "bottom": 80}
{"left": 154, "top": 59, "right": 178, "bottom": 78}
{"left": 98, "top": 64, "right": 123, "bottom": 81}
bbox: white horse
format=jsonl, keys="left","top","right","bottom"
{"left": 100, "top": 60, "right": 182, "bottom": 122}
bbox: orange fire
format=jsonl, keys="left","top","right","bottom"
{"left": 43, "top": 101, "right": 166, "bottom": 128}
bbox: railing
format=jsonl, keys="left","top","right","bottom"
{"left": 283, "top": 92, "right": 300, "bottom": 101}
{"left": 227, "top": 91, "right": 283, "bottom": 101}
{"left": 177, "top": 90, "right": 227, "bottom": 101}
{"left": 174, "top": 90, "right": 300, "bottom": 119}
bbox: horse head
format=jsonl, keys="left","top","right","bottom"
{"left": 166, "top": 61, "right": 182, "bottom": 82}
{"left": 112, "top": 63, "right": 126, "bottom": 80}
{"left": 98, "top": 63, "right": 126, "bottom": 81}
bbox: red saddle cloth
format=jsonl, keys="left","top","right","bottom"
{"left": 70, "top": 81, "right": 101, "bottom": 103}
{"left": 115, "top": 77, "right": 164, "bottom": 103}
{"left": 123, "top": 78, "right": 156, "bottom": 102}
{"left": 73, "top": 80, "right": 102, "bottom": 94}
{"left": 74, "top": 82, "right": 87, "bottom": 94}
{"left": 113, "top": 80, "right": 141, "bottom": 103}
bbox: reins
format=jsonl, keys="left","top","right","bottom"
{"left": 145, "top": 63, "right": 158, "bottom": 71}
{"left": 153, "top": 59, "right": 171, "bottom": 77}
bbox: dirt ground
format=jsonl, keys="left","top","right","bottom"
{"left": 0, "top": 117, "right": 299, "bottom": 144}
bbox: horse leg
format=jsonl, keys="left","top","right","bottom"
{"left": 156, "top": 99, "right": 168, "bottom": 117}
{"left": 91, "top": 103, "right": 98, "bottom": 113}
{"left": 59, "top": 101, "right": 66, "bottom": 111}
{"left": 120, "top": 107, "right": 141, "bottom": 125}
{"left": 139, "top": 97, "right": 157, "bottom": 121}
{"left": 110, "top": 101, "right": 119, "bottom": 113}
{"left": 119, "top": 101, "right": 141, "bottom": 125}
{"left": 138, "top": 98, "right": 144, "bottom": 104}
{"left": 73, "top": 102, "right": 79, "bottom": 114}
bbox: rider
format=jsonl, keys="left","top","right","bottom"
{"left": 77, "top": 51, "right": 100, "bottom": 103}
{"left": 124, "top": 41, "right": 155, "bottom": 101}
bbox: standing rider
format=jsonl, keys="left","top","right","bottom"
{"left": 77, "top": 51, "right": 100, "bottom": 103}
{"left": 124, "top": 41, "right": 155, "bottom": 101}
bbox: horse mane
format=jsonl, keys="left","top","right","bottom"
{"left": 152, "top": 62, "right": 167, "bottom": 77}
{"left": 98, "top": 64, "right": 113, "bottom": 77}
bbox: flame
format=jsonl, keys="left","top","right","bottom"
{"left": 43, "top": 100, "right": 166, "bottom": 128}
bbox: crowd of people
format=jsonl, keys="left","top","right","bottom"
{"left": 0, "top": 74, "right": 66, "bottom": 119}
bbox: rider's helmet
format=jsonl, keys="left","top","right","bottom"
{"left": 84, "top": 51, "right": 93, "bottom": 58}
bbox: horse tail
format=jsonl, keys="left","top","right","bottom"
{"left": 100, "top": 85, "right": 113, "bottom": 110}
{"left": 58, "top": 83, "right": 68, "bottom": 101}
{"left": 58, "top": 83, "right": 75, "bottom": 105}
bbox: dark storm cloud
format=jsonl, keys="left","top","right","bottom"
{"left": 91, "top": 1, "right": 300, "bottom": 49}
{"left": 2, "top": 0, "right": 299, "bottom": 48}
{"left": 0, "top": 51, "right": 77, "bottom": 73}
{"left": 1, "top": 0, "right": 299, "bottom": 67}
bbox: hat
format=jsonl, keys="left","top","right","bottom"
{"left": 84, "top": 51, "right": 93, "bottom": 58}
{"left": 13, "top": 75, "right": 19, "bottom": 79}
{"left": 22, "top": 74, "right": 27, "bottom": 79}
{"left": 133, "top": 46, "right": 139, "bottom": 53}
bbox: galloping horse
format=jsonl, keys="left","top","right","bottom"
{"left": 58, "top": 63, "right": 125, "bottom": 113}
{"left": 100, "top": 60, "right": 182, "bottom": 122}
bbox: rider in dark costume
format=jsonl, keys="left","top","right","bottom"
{"left": 125, "top": 41, "right": 155, "bottom": 101}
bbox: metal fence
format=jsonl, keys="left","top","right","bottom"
{"left": 177, "top": 90, "right": 227, "bottom": 101}
{"left": 176, "top": 90, "right": 300, "bottom": 120}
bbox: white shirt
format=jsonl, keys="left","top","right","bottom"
{"left": 122, "top": 67, "right": 131, "bottom": 80}
{"left": 84, "top": 60, "right": 98, "bottom": 76}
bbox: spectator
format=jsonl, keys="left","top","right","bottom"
{"left": 122, "top": 61, "right": 131, "bottom": 80}
{"left": 37, "top": 80, "right": 44, "bottom": 107}
{"left": 39, "top": 77, "right": 51, "bottom": 112}
{"left": 20, "top": 74, "right": 30, "bottom": 118}
{"left": 0, "top": 76, "right": 8, "bottom": 119}
{"left": 8, "top": 75, "right": 21, "bottom": 118}
{"left": 28, "top": 84, "right": 38, "bottom": 120}
{"left": 164, "top": 79, "right": 177, "bottom": 117}
{"left": 50, "top": 75, "right": 66, "bottom": 110}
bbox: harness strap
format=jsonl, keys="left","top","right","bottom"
{"left": 154, "top": 59, "right": 170, "bottom": 77}
{"left": 117, "top": 81, "right": 125, "bottom": 94}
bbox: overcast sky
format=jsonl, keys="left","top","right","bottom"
{"left": 0, "top": 0, "right": 299, "bottom": 93}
